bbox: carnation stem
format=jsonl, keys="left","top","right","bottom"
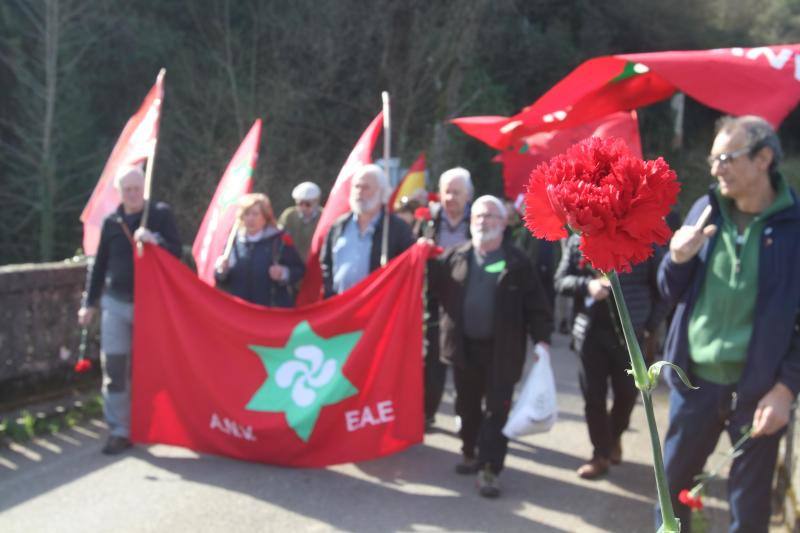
{"left": 607, "top": 270, "right": 680, "bottom": 533}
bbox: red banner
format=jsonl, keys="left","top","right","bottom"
{"left": 495, "top": 111, "right": 641, "bottom": 200}
{"left": 454, "top": 44, "right": 800, "bottom": 150}
{"left": 295, "top": 111, "right": 383, "bottom": 305}
{"left": 132, "top": 242, "right": 430, "bottom": 467}
{"left": 80, "top": 70, "right": 164, "bottom": 255}
{"left": 192, "top": 120, "right": 261, "bottom": 285}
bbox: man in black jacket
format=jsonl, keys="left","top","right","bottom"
{"left": 320, "top": 164, "right": 414, "bottom": 298}
{"left": 416, "top": 167, "right": 473, "bottom": 428}
{"left": 77, "top": 166, "right": 182, "bottom": 454}
{"left": 555, "top": 234, "right": 667, "bottom": 479}
{"left": 430, "top": 195, "right": 553, "bottom": 498}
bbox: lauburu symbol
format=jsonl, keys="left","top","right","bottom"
{"left": 274, "top": 345, "right": 337, "bottom": 407}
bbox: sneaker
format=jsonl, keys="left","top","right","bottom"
{"left": 476, "top": 466, "right": 501, "bottom": 498}
{"left": 609, "top": 440, "right": 622, "bottom": 465}
{"left": 101, "top": 436, "right": 132, "bottom": 455}
{"left": 577, "top": 457, "right": 610, "bottom": 480}
{"left": 455, "top": 455, "right": 480, "bottom": 475}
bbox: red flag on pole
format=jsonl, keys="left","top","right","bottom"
{"left": 80, "top": 71, "right": 165, "bottom": 255}
{"left": 388, "top": 153, "right": 426, "bottom": 211}
{"left": 192, "top": 120, "right": 262, "bottom": 285}
{"left": 295, "top": 111, "right": 383, "bottom": 305}
{"left": 132, "top": 242, "right": 430, "bottom": 467}
{"left": 453, "top": 44, "right": 800, "bottom": 150}
{"left": 494, "top": 111, "right": 642, "bottom": 200}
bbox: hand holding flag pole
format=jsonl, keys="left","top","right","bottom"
{"left": 380, "top": 91, "right": 391, "bottom": 267}
{"left": 137, "top": 68, "right": 167, "bottom": 257}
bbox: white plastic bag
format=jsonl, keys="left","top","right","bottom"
{"left": 502, "top": 341, "right": 558, "bottom": 438}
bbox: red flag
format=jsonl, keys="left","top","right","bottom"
{"left": 495, "top": 111, "right": 642, "bottom": 200}
{"left": 295, "top": 112, "right": 383, "bottom": 305}
{"left": 388, "top": 153, "right": 426, "bottom": 211}
{"left": 192, "top": 120, "right": 262, "bottom": 285}
{"left": 80, "top": 71, "right": 165, "bottom": 255}
{"left": 453, "top": 44, "right": 800, "bottom": 150}
{"left": 132, "top": 242, "right": 429, "bottom": 467}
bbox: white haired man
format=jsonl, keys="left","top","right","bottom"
{"left": 417, "top": 167, "right": 474, "bottom": 428}
{"left": 277, "top": 181, "right": 322, "bottom": 262}
{"left": 320, "top": 164, "right": 414, "bottom": 297}
{"left": 430, "top": 195, "right": 553, "bottom": 498}
{"left": 77, "top": 165, "right": 182, "bottom": 454}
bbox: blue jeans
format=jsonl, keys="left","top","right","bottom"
{"left": 656, "top": 377, "right": 782, "bottom": 533}
{"left": 100, "top": 294, "right": 133, "bottom": 438}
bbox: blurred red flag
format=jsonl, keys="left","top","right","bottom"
{"left": 495, "top": 111, "right": 641, "bottom": 200}
{"left": 453, "top": 44, "right": 800, "bottom": 150}
{"left": 132, "top": 242, "right": 430, "bottom": 467}
{"left": 192, "top": 120, "right": 262, "bottom": 285}
{"left": 80, "top": 70, "right": 165, "bottom": 255}
{"left": 295, "top": 111, "right": 383, "bottom": 305}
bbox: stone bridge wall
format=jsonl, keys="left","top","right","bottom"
{"left": 0, "top": 259, "right": 100, "bottom": 406}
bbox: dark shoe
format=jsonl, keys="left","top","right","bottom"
{"left": 577, "top": 457, "right": 609, "bottom": 479}
{"left": 609, "top": 440, "right": 622, "bottom": 465}
{"left": 476, "top": 465, "right": 501, "bottom": 498}
{"left": 102, "top": 436, "right": 132, "bottom": 455}
{"left": 455, "top": 455, "right": 479, "bottom": 475}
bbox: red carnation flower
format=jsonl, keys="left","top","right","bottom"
{"left": 281, "top": 233, "right": 294, "bottom": 247}
{"left": 524, "top": 137, "right": 679, "bottom": 272}
{"left": 678, "top": 489, "right": 704, "bottom": 510}
{"left": 427, "top": 192, "right": 440, "bottom": 203}
{"left": 414, "top": 207, "right": 432, "bottom": 221}
{"left": 74, "top": 358, "right": 92, "bottom": 373}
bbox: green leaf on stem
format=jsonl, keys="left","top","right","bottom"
{"left": 647, "top": 361, "right": 698, "bottom": 391}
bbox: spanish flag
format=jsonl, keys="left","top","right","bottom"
{"left": 389, "top": 153, "right": 426, "bottom": 210}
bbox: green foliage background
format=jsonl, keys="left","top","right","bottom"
{"left": 1, "top": 0, "right": 799, "bottom": 264}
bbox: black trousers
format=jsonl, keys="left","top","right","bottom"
{"left": 578, "top": 327, "right": 638, "bottom": 459}
{"left": 424, "top": 325, "right": 448, "bottom": 420}
{"left": 453, "top": 338, "right": 515, "bottom": 474}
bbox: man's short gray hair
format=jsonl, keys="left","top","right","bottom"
{"left": 717, "top": 115, "right": 783, "bottom": 180}
{"left": 354, "top": 163, "right": 391, "bottom": 202}
{"left": 472, "top": 195, "right": 508, "bottom": 220}
{"left": 439, "top": 167, "right": 474, "bottom": 199}
{"left": 113, "top": 165, "right": 145, "bottom": 189}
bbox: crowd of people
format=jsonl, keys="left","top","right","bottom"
{"left": 77, "top": 115, "right": 800, "bottom": 532}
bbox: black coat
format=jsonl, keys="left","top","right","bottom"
{"left": 413, "top": 203, "right": 471, "bottom": 331}
{"left": 215, "top": 230, "right": 305, "bottom": 308}
{"left": 430, "top": 240, "right": 553, "bottom": 384}
{"left": 320, "top": 210, "right": 414, "bottom": 298}
{"left": 84, "top": 202, "right": 182, "bottom": 306}
{"left": 554, "top": 233, "right": 669, "bottom": 351}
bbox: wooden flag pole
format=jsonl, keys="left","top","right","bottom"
{"left": 137, "top": 68, "right": 166, "bottom": 256}
{"left": 380, "top": 91, "right": 391, "bottom": 267}
{"left": 221, "top": 219, "right": 241, "bottom": 263}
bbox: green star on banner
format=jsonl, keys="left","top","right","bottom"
{"left": 247, "top": 320, "right": 362, "bottom": 442}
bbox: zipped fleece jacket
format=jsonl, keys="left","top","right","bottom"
{"left": 658, "top": 180, "right": 800, "bottom": 409}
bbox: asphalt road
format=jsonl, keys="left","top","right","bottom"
{"left": 0, "top": 333, "right": 734, "bottom": 532}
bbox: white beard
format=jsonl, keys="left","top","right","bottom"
{"left": 350, "top": 195, "right": 381, "bottom": 215}
{"left": 471, "top": 225, "right": 503, "bottom": 245}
